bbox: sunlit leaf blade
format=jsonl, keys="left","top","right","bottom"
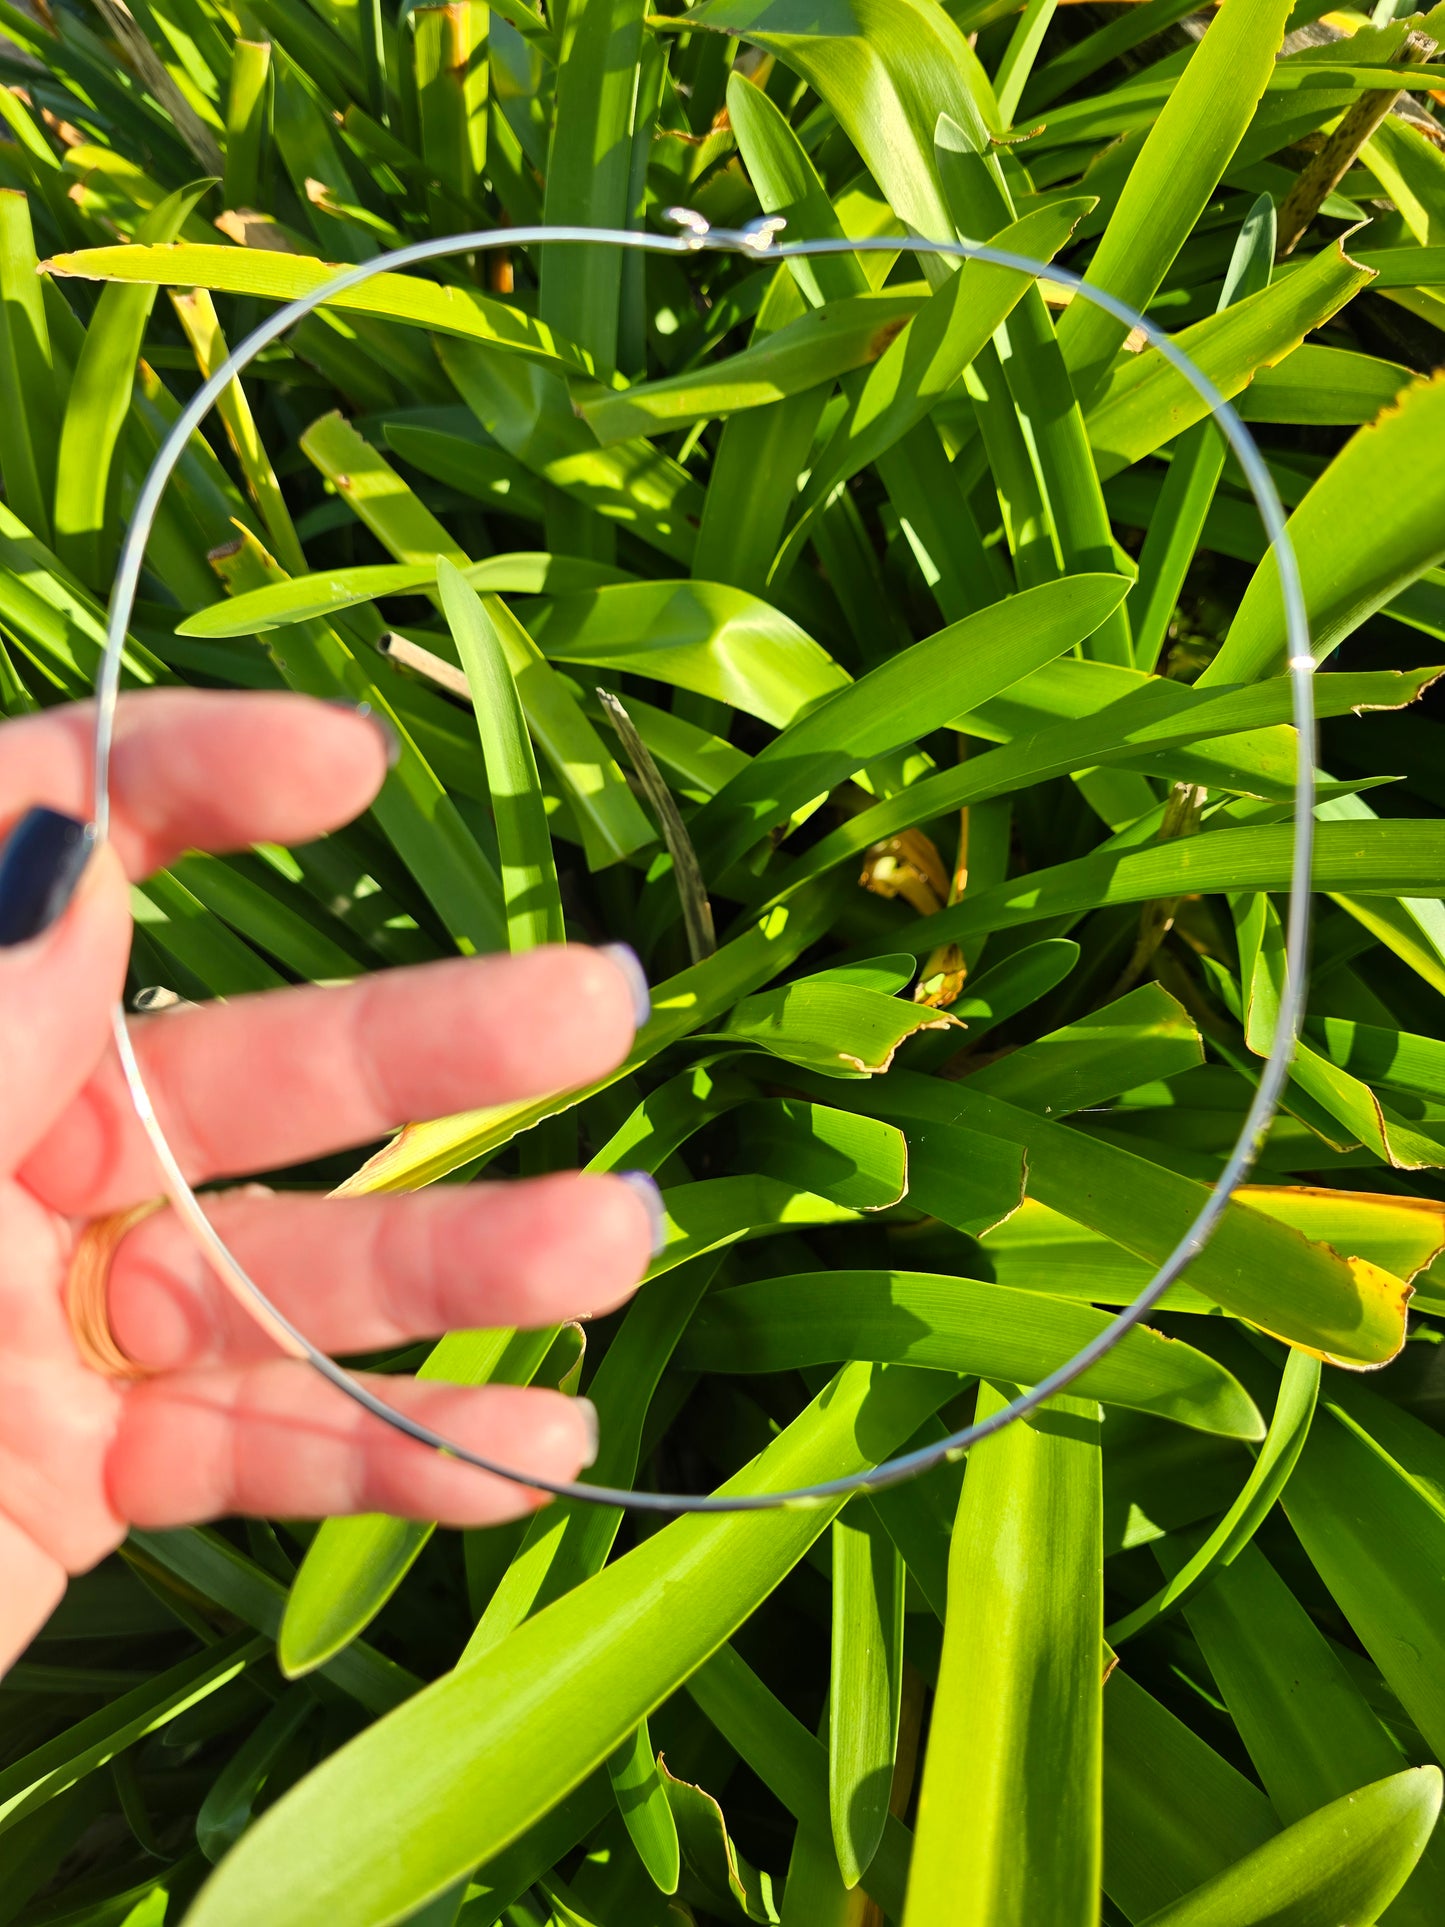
{"left": 1206, "top": 372, "right": 1445, "bottom": 683}
{"left": 438, "top": 556, "right": 563, "bottom": 951}
{"left": 828, "top": 1507, "right": 902, "bottom": 1888}
{"left": 904, "top": 1386, "right": 1102, "bottom": 1925}
{"left": 1138, "top": 1769, "right": 1442, "bottom": 1927}
{"left": 188, "top": 1365, "right": 954, "bottom": 1925}
{"left": 43, "top": 242, "right": 605, "bottom": 376}
{"left": 679, "top": 1272, "right": 1262, "bottom": 1435}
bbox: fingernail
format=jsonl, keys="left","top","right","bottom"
{"left": 599, "top": 942, "right": 651, "bottom": 1030}
{"left": 575, "top": 1397, "right": 600, "bottom": 1469}
{"left": 619, "top": 1169, "right": 667, "bottom": 1259}
{"left": 0, "top": 808, "right": 96, "bottom": 949}
{"left": 326, "top": 698, "right": 401, "bottom": 770}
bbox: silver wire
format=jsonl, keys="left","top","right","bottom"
{"left": 94, "top": 218, "right": 1316, "bottom": 1514}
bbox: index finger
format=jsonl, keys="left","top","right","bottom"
{"left": 0, "top": 691, "right": 393, "bottom": 878}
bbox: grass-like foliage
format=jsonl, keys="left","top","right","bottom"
{"left": 7, "top": 0, "right": 1445, "bottom": 1920}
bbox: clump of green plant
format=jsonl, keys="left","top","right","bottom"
{"left": 6, "top": 0, "right": 1445, "bottom": 1920}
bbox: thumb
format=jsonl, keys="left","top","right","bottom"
{"left": 0, "top": 812, "right": 131, "bottom": 1174}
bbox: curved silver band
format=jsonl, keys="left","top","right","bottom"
{"left": 95, "top": 217, "right": 1316, "bottom": 1513}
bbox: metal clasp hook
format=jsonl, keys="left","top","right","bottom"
{"left": 738, "top": 214, "right": 787, "bottom": 252}
{"left": 664, "top": 206, "right": 712, "bottom": 249}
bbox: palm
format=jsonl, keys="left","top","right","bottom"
{"left": 0, "top": 692, "right": 651, "bottom": 1673}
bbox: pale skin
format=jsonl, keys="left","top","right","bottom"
{"left": 0, "top": 691, "right": 655, "bottom": 1673}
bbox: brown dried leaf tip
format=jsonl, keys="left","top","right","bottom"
{"left": 859, "top": 828, "right": 950, "bottom": 916}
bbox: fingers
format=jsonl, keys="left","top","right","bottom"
{"left": 107, "top": 1364, "right": 598, "bottom": 1530}
{"left": 0, "top": 1510, "right": 67, "bottom": 1675}
{"left": 107, "top": 1174, "right": 657, "bottom": 1370}
{"left": 23, "top": 946, "right": 645, "bottom": 1215}
{"left": 0, "top": 692, "right": 391, "bottom": 879}
{"left": 0, "top": 836, "right": 131, "bottom": 1173}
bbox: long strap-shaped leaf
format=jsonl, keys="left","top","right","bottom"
{"left": 44, "top": 240, "right": 606, "bottom": 380}
{"left": 689, "top": 573, "right": 1129, "bottom": 878}
{"left": 52, "top": 179, "right": 214, "bottom": 588}
{"left": 678, "top": 1271, "right": 1261, "bottom": 1436}
{"left": 904, "top": 1385, "right": 1103, "bottom": 1926}
{"left": 1056, "top": 0, "right": 1295, "bottom": 404}
{"left": 438, "top": 558, "right": 564, "bottom": 951}
{"left": 1138, "top": 1768, "right": 1442, "bottom": 1927}
{"left": 1107, "top": 1347, "right": 1319, "bottom": 1643}
{"left": 190, "top": 1362, "right": 954, "bottom": 1926}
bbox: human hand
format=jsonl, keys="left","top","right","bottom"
{"left": 0, "top": 692, "right": 659, "bottom": 1672}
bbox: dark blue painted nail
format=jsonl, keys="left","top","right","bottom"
{"left": 0, "top": 808, "right": 96, "bottom": 948}
{"left": 325, "top": 698, "right": 401, "bottom": 770}
{"left": 619, "top": 1170, "right": 667, "bottom": 1259}
{"left": 599, "top": 942, "right": 651, "bottom": 1030}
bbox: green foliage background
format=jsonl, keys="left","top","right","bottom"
{"left": 6, "top": 0, "right": 1445, "bottom": 1920}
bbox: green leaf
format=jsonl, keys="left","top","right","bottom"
{"left": 205, "top": 522, "right": 508, "bottom": 952}
{"left": 678, "top": 1272, "right": 1263, "bottom": 1436}
{"left": 1130, "top": 194, "right": 1275, "bottom": 672}
{"left": 1107, "top": 1348, "right": 1319, "bottom": 1645}
{"left": 52, "top": 178, "right": 215, "bottom": 587}
{"left": 580, "top": 290, "right": 925, "bottom": 445}
{"left": 134, "top": 868, "right": 286, "bottom": 995}
{"left": 539, "top": 0, "right": 646, "bottom": 376}
{"left": 223, "top": 36, "right": 272, "bottom": 210}
{"left": 724, "top": 66, "right": 868, "bottom": 311}
{"left": 828, "top": 1507, "right": 902, "bottom": 1889}
{"left": 1056, "top": 0, "right": 1295, "bottom": 403}
{"left": 196, "top": 1690, "right": 315, "bottom": 1864}
{"left": 168, "top": 852, "right": 363, "bottom": 981}
{"left": 1236, "top": 342, "right": 1414, "bottom": 426}
{"left": 1236, "top": 892, "right": 1445, "bottom": 1168}
{"left": 687, "top": 1643, "right": 912, "bottom": 1920}
{"left": 465, "top": 1256, "right": 722, "bottom": 1663}
{"left": 0, "top": 1632, "right": 267, "bottom": 1836}
{"left": 649, "top": 1174, "right": 871, "bottom": 1274}
{"left": 692, "top": 573, "right": 1132, "bottom": 877}
{"left": 438, "top": 557, "right": 563, "bottom": 950}
{"left": 732, "top": 1100, "right": 909, "bottom": 1210}
{"left": 437, "top": 336, "right": 703, "bottom": 562}
{"left": 528, "top": 579, "right": 849, "bottom": 730}
{"left": 1086, "top": 236, "right": 1372, "bottom": 480}
{"left": 763, "top": 667, "right": 1441, "bottom": 910}
{"left": 715, "top": 979, "right": 956, "bottom": 1078}
{"left": 1205, "top": 371, "right": 1445, "bottom": 683}
{"left": 44, "top": 241, "right": 605, "bottom": 379}
{"left": 904, "top": 1387, "right": 1102, "bottom": 1926}
{"left": 933, "top": 118, "right": 1127, "bottom": 659}
{"left": 608, "top": 1720, "right": 680, "bottom": 1897}
{"left": 411, "top": 2, "right": 487, "bottom": 224}
{"left": 186, "top": 1363, "right": 954, "bottom": 1927}
{"left": 300, "top": 415, "right": 652, "bottom": 869}
{"left": 663, "top": 1765, "right": 781, "bottom": 1923}
{"left": 886, "top": 820, "right": 1445, "bottom": 955}
{"left": 980, "top": 1185, "right": 1445, "bottom": 1313}
{"left": 946, "top": 938, "right": 1080, "bottom": 1044}
{"left": 776, "top": 196, "right": 1096, "bottom": 582}
{"left": 1139, "top": 1769, "right": 1442, "bottom": 1927}
{"left": 856, "top": 1075, "right": 1412, "bottom": 1364}
{"left": 0, "top": 190, "right": 58, "bottom": 545}
{"left": 134, "top": 1527, "right": 418, "bottom": 1713}
{"left": 966, "top": 981, "right": 1203, "bottom": 1117}
{"left": 176, "top": 553, "right": 628, "bottom": 636}
{"left": 687, "top": 0, "right": 999, "bottom": 249}
{"left": 1284, "top": 1389, "right": 1445, "bottom": 1764}
{"left": 1166, "top": 1534, "right": 1445, "bottom": 1926}
{"left": 1103, "top": 1669, "right": 1279, "bottom": 1923}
